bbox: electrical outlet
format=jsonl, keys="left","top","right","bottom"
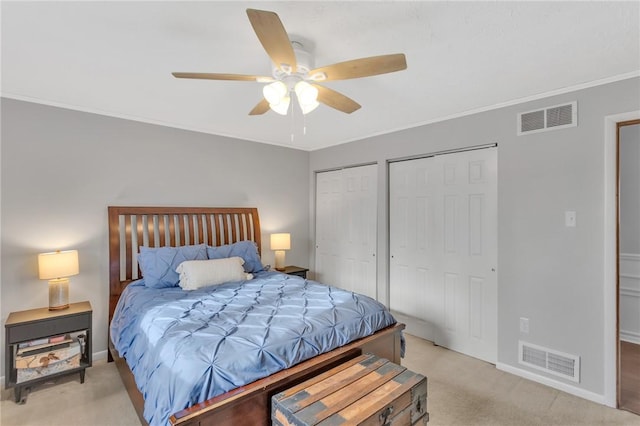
{"left": 520, "top": 317, "right": 529, "bottom": 334}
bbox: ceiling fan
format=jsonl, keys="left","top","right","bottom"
{"left": 172, "top": 9, "right": 407, "bottom": 116}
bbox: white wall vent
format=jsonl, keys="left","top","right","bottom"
{"left": 519, "top": 341, "right": 580, "bottom": 382}
{"left": 517, "top": 101, "right": 577, "bottom": 135}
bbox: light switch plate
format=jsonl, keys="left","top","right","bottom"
{"left": 565, "top": 211, "right": 576, "bottom": 227}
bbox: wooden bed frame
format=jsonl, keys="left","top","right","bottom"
{"left": 107, "top": 206, "right": 404, "bottom": 426}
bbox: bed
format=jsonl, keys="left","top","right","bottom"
{"left": 108, "top": 206, "right": 404, "bottom": 426}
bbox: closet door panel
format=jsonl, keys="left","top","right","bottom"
{"left": 389, "top": 148, "right": 497, "bottom": 363}
{"left": 315, "top": 165, "right": 377, "bottom": 298}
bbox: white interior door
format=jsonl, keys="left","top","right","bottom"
{"left": 315, "top": 165, "right": 377, "bottom": 298}
{"left": 315, "top": 169, "right": 342, "bottom": 287}
{"left": 389, "top": 147, "right": 497, "bottom": 363}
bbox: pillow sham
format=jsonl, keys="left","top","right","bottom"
{"left": 206, "top": 240, "right": 263, "bottom": 273}
{"left": 176, "top": 257, "right": 253, "bottom": 290}
{"left": 138, "top": 244, "right": 207, "bottom": 289}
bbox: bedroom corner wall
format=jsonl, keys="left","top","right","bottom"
{"left": 309, "top": 77, "right": 640, "bottom": 401}
{"left": 0, "top": 98, "right": 310, "bottom": 379}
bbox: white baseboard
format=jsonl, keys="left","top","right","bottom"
{"left": 93, "top": 349, "right": 108, "bottom": 361}
{"left": 621, "top": 331, "right": 640, "bottom": 345}
{"left": 496, "top": 362, "right": 607, "bottom": 406}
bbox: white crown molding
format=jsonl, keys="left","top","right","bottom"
{"left": 2, "top": 71, "right": 639, "bottom": 152}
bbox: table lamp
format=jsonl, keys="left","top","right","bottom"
{"left": 38, "top": 250, "right": 79, "bottom": 310}
{"left": 270, "top": 233, "right": 290, "bottom": 271}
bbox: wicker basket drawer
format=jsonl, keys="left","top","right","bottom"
{"left": 272, "top": 353, "right": 428, "bottom": 425}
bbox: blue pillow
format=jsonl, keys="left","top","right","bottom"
{"left": 206, "top": 240, "right": 263, "bottom": 273}
{"left": 138, "top": 244, "right": 207, "bottom": 288}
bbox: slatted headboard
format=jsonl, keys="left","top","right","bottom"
{"left": 107, "top": 206, "right": 261, "bottom": 323}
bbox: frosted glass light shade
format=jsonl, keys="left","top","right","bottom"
{"left": 269, "top": 96, "right": 290, "bottom": 115}
{"left": 294, "top": 81, "right": 318, "bottom": 105}
{"left": 38, "top": 250, "right": 79, "bottom": 279}
{"left": 295, "top": 81, "right": 319, "bottom": 115}
{"left": 300, "top": 100, "right": 320, "bottom": 114}
{"left": 263, "top": 81, "right": 288, "bottom": 105}
{"left": 270, "top": 233, "right": 291, "bottom": 250}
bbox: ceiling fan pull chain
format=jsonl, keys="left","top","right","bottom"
{"left": 290, "top": 100, "right": 296, "bottom": 142}
{"left": 303, "top": 113, "right": 307, "bottom": 135}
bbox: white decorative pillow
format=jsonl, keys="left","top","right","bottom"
{"left": 176, "top": 257, "right": 253, "bottom": 290}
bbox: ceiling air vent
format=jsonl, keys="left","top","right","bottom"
{"left": 518, "top": 101, "right": 577, "bottom": 135}
{"left": 519, "top": 341, "right": 580, "bottom": 382}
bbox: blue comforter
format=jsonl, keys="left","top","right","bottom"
{"left": 110, "top": 271, "right": 397, "bottom": 425}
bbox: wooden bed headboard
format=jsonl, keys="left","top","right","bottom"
{"left": 108, "top": 206, "right": 261, "bottom": 322}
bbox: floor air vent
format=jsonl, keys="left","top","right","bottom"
{"left": 518, "top": 101, "right": 577, "bottom": 135}
{"left": 519, "top": 341, "right": 580, "bottom": 382}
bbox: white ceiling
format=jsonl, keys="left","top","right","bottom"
{"left": 2, "top": 1, "right": 639, "bottom": 151}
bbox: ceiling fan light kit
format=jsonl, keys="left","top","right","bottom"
{"left": 263, "top": 81, "right": 288, "bottom": 105}
{"left": 172, "top": 8, "right": 407, "bottom": 117}
{"left": 262, "top": 78, "right": 319, "bottom": 115}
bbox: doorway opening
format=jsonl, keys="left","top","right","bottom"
{"left": 617, "top": 119, "right": 640, "bottom": 414}
{"left": 604, "top": 110, "right": 639, "bottom": 408}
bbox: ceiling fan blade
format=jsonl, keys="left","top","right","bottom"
{"left": 313, "top": 84, "right": 361, "bottom": 114}
{"left": 172, "top": 72, "right": 271, "bottom": 82}
{"left": 309, "top": 53, "right": 407, "bottom": 81}
{"left": 246, "top": 9, "right": 296, "bottom": 72}
{"left": 249, "top": 98, "right": 270, "bottom": 115}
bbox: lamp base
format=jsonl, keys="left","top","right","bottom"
{"left": 49, "top": 278, "right": 70, "bottom": 311}
{"left": 275, "top": 250, "right": 286, "bottom": 271}
{"left": 49, "top": 304, "right": 70, "bottom": 311}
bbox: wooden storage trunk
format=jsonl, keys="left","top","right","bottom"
{"left": 272, "top": 353, "right": 428, "bottom": 425}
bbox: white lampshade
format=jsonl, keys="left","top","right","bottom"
{"left": 38, "top": 250, "right": 79, "bottom": 279}
{"left": 263, "top": 81, "right": 288, "bottom": 105}
{"left": 269, "top": 96, "right": 291, "bottom": 115}
{"left": 300, "top": 100, "right": 320, "bottom": 115}
{"left": 294, "top": 81, "right": 319, "bottom": 106}
{"left": 270, "top": 233, "right": 291, "bottom": 251}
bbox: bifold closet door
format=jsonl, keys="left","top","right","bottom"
{"left": 315, "top": 165, "right": 377, "bottom": 299}
{"left": 389, "top": 147, "right": 497, "bottom": 363}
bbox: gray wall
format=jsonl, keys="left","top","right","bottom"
{"left": 0, "top": 98, "right": 310, "bottom": 377}
{"left": 3, "top": 77, "right": 638, "bottom": 396}
{"left": 309, "top": 77, "right": 640, "bottom": 397}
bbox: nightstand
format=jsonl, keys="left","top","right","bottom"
{"left": 281, "top": 266, "right": 309, "bottom": 279}
{"left": 4, "top": 301, "right": 92, "bottom": 403}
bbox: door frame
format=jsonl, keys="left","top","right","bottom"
{"left": 616, "top": 118, "right": 640, "bottom": 409}
{"left": 603, "top": 111, "right": 640, "bottom": 407}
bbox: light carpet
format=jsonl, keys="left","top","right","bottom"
{"left": 1, "top": 333, "right": 638, "bottom": 425}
